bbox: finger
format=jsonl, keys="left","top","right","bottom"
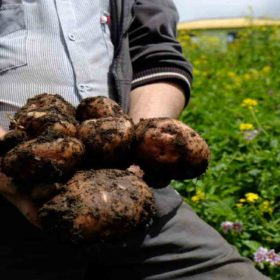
{"left": 143, "top": 171, "right": 171, "bottom": 188}
{"left": 0, "top": 172, "right": 18, "bottom": 196}
{"left": 4, "top": 193, "right": 42, "bottom": 229}
{"left": 0, "top": 127, "right": 6, "bottom": 138}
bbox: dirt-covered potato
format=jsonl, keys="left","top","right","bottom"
{"left": 1, "top": 134, "right": 85, "bottom": 184}
{"left": 133, "top": 118, "right": 210, "bottom": 180}
{"left": 76, "top": 96, "right": 125, "bottom": 121}
{"left": 15, "top": 93, "right": 76, "bottom": 117}
{"left": 38, "top": 168, "right": 157, "bottom": 243}
{"left": 0, "top": 130, "right": 27, "bottom": 156}
{"left": 10, "top": 108, "right": 78, "bottom": 138}
{"left": 77, "top": 116, "right": 134, "bottom": 167}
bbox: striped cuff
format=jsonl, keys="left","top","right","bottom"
{"left": 131, "top": 67, "right": 192, "bottom": 105}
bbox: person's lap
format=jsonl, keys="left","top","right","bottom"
{"left": 0, "top": 198, "right": 87, "bottom": 280}
{"left": 0, "top": 197, "right": 269, "bottom": 280}
{"left": 85, "top": 202, "right": 269, "bottom": 280}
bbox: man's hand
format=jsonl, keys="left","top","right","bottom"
{"left": 0, "top": 127, "right": 5, "bottom": 138}
{"left": 0, "top": 172, "right": 41, "bottom": 228}
{"left": 0, "top": 126, "right": 41, "bottom": 228}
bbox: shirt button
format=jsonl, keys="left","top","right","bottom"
{"left": 78, "top": 84, "right": 86, "bottom": 92}
{"left": 68, "top": 33, "right": 76, "bottom": 41}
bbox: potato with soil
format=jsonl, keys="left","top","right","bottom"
{"left": 15, "top": 93, "right": 76, "bottom": 117}
{"left": 9, "top": 93, "right": 77, "bottom": 138}
{"left": 77, "top": 116, "right": 134, "bottom": 167}
{"left": 133, "top": 118, "right": 210, "bottom": 180}
{"left": 0, "top": 94, "right": 81, "bottom": 203}
{"left": 76, "top": 96, "right": 125, "bottom": 121}
{"left": 1, "top": 134, "right": 85, "bottom": 185}
{"left": 38, "top": 168, "right": 157, "bottom": 243}
{"left": 10, "top": 108, "right": 78, "bottom": 138}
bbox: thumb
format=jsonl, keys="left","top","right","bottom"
{"left": 4, "top": 193, "right": 42, "bottom": 229}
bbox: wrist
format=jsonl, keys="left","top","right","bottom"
{"left": 129, "top": 82, "right": 185, "bottom": 124}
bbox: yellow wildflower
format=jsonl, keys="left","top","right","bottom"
{"left": 200, "top": 55, "right": 207, "bottom": 61}
{"left": 236, "top": 198, "right": 246, "bottom": 208}
{"left": 194, "top": 59, "right": 202, "bottom": 66}
{"left": 191, "top": 190, "right": 205, "bottom": 203}
{"left": 193, "top": 68, "right": 200, "bottom": 76}
{"left": 191, "top": 195, "right": 200, "bottom": 203}
{"left": 243, "top": 73, "right": 252, "bottom": 81}
{"left": 245, "top": 192, "right": 259, "bottom": 203}
{"left": 259, "top": 200, "right": 273, "bottom": 214}
{"left": 228, "top": 72, "right": 241, "bottom": 86}
{"left": 262, "top": 65, "right": 272, "bottom": 74}
{"left": 241, "top": 98, "right": 258, "bottom": 109}
{"left": 234, "top": 76, "right": 242, "bottom": 87}
{"left": 249, "top": 69, "right": 259, "bottom": 78}
{"left": 228, "top": 71, "right": 236, "bottom": 78}
{"left": 239, "top": 123, "right": 254, "bottom": 131}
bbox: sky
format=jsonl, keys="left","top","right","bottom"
{"left": 173, "top": 0, "right": 280, "bottom": 22}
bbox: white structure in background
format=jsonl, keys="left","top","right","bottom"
{"left": 174, "top": 0, "right": 280, "bottom": 22}
{"left": 174, "top": 0, "right": 280, "bottom": 48}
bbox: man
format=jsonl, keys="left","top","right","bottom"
{"left": 0, "top": 0, "right": 269, "bottom": 279}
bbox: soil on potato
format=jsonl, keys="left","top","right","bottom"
{"left": 134, "top": 118, "right": 210, "bottom": 180}
{"left": 17, "top": 93, "right": 76, "bottom": 117}
{"left": 76, "top": 96, "right": 125, "bottom": 121}
{"left": 77, "top": 116, "right": 134, "bottom": 167}
{"left": 38, "top": 168, "right": 157, "bottom": 244}
{"left": 11, "top": 108, "right": 78, "bottom": 138}
{"left": 1, "top": 133, "right": 85, "bottom": 185}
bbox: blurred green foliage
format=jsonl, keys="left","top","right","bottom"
{"left": 175, "top": 26, "right": 280, "bottom": 278}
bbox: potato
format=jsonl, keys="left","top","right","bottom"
{"left": 10, "top": 108, "right": 78, "bottom": 138}
{"left": 38, "top": 168, "right": 157, "bottom": 243}
{"left": 1, "top": 134, "right": 85, "bottom": 184}
{"left": 76, "top": 96, "right": 125, "bottom": 121}
{"left": 77, "top": 116, "right": 134, "bottom": 167}
{"left": 133, "top": 118, "right": 210, "bottom": 180}
{"left": 16, "top": 93, "right": 76, "bottom": 117}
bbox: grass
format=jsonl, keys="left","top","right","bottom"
{"left": 175, "top": 26, "right": 280, "bottom": 278}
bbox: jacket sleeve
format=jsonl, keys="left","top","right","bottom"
{"left": 128, "top": 0, "right": 193, "bottom": 105}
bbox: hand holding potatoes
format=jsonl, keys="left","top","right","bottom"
{"left": 0, "top": 93, "right": 210, "bottom": 243}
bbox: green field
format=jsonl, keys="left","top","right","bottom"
{"left": 176, "top": 26, "right": 280, "bottom": 279}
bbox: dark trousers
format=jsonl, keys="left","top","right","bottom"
{"left": 0, "top": 198, "right": 270, "bottom": 280}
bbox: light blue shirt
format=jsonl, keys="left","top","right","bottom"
{"left": 0, "top": 0, "right": 114, "bottom": 130}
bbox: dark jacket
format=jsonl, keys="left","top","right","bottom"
{"left": 110, "top": 0, "right": 191, "bottom": 216}
{"left": 110, "top": 0, "right": 193, "bottom": 113}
